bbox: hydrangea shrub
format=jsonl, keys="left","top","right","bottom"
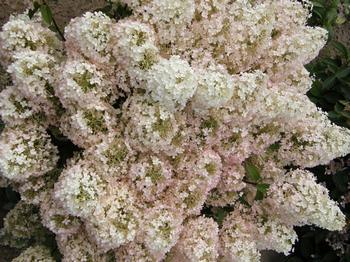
{"left": 0, "top": 0, "right": 349, "bottom": 261}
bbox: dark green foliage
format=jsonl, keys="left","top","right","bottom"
{"left": 202, "top": 205, "right": 235, "bottom": 227}
{"left": 307, "top": 41, "right": 350, "bottom": 128}
{"left": 244, "top": 160, "right": 270, "bottom": 201}
{"left": 308, "top": 0, "right": 349, "bottom": 39}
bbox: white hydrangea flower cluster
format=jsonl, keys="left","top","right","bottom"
{"left": 57, "top": 60, "right": 118, "bottom": 109}
{"left": 65, "top": 11, "right": 115, "bottom": 65}
{"left": 220, "top": 204, "right": 298, "bottom": 260}
{"left": 0, "top": 12, "right": 61, "bottom": 65}
{"left": 192, "top": 65, "right": 234, "bottom": 114}
{"left": 40, "top": 193, "right": 82, "bottom": 236}
{"left": 145, "top": 55, "right": 198, "bottom": 111}
{"left": 53, "top": 157, "right": 108, "bottom": 218}
{"left": 56, "top": 229, "right": 114, "bottom": 262}
{"left": 7, "top": 50, "right": 61, "bottom": 118}
{"left": 141, "top": 205, "right": 183, "bottom": 259}
{"left": 129, "top": 155, "right": 173, "bottom": 201}
{"left": 0, "top": 123, "right": 58, "bottom": 182}
{"left": 171, "top": 216, "right": 219, "bottom": 261}
{"left": 1, "top": 1, "right": 349, "bottom": 261}
{"left": 17, "top": 168, "right": 61, "bottom": 205}
{"left": 266, "top": 169, "right": 346, "bottom": 231}
{"left": 0, "top": 87, "right": 39, "bottom": 125}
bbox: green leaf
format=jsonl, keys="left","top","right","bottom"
{"left": 322, "top": 67, "right": 350, "bottom": 91}
{"left": 336, "top": 67, "right": 350, "bottom": 79}
{"left": 327, "top": 110, "right": 341, "bottom": 120}
{"left": 28, "top": 9, "right": 36, "bottom": 19}
{"left": 322, "top": 75, "right": 336, "bottom": 90}
{"left": 339, "top": 100, "right": 350, "bottom": 106}
{"left": 33, "top": 1, "right": 41, "bottom": 9}
{"left": 312, "top": 8, "right": 324, "bottom": 19}
{"left": 213, "top": 208, "right": 228, "bottom": 226}
{"left": 244, "top": 161, "right": 261, "bottom": 182}
{"left": 323, "top": 91, "right": 343, "bottom": 104}
{"left": 238, "top": 193, "right": 251, "bottom": 207}
{"left": 268, "top": 142, "right": 281, "bottom": 152}
{"left": 311, "top": 1, "right": 324, "bottom": 8}
{"left": 255, "top": 183, "right": 270, "bottom": 200}
{"left": 48, "top": 24, "right": 57, "bottom": 32}
{"left": 339, "top": 84, "right": 350, "bottom": 100}
{"left": 309, "top": 81, "right": 322, "bottom": 97}
{"left": 325, "top": 7, "right": 338, "bottom": 27}
{"left": 322, "top": 58, "right": 340, "bottom": 73}
{"left": 40, "top": 4, "right": 53, "bottom": 25}
{"left": 334, "top": 102, "right": 345, "bottom": 113}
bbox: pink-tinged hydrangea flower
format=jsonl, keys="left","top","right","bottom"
{"left": 18, "top": 168, "right": 61, "bottom": 205}
{"left": 0, "top": 86, "right": 41, "bottom": 126}
{"left": 255, "top": 218, "right": 298, "bottom": 255}
{"left": 172, "top": 216, "right": 219, "bottom": 261}
{"left": 129, "top": 155, "right": 173, "bottom": 202}
{"left": 220, "top": 204, "right": 298, "bottom": 259}
{"left": 40, "top": 193, "right": 81, "bottom": 236}
{"left": 265, "top": 169, "right": 346, "bottom": 230}
{"left": 2, "top": 201, "right": 44, "bottom": 242}
{"left": 167, "top": 177, "right": 211, "bottom": 216}
{"left": 124, "top": 0, "right": 195, "bottom": 47}
{"left": 123, "top": 95, "right": 186, "bottom": 156}
{"left": 0, "top": 123, "right": 58, "bottom": 182}
{"left": 220, "top": 213, "right": 261, "bottom": 262}
{"left": 141, "top": 204, "right": 183, "bottom": 259}
{"left": 65, "top": 12, "right": 115, "bottom": 65}
{"left": 84, "top": 135, "right": 135, "bottom": 176}
{"left": 57, "top": 60, "right": 118, "bottom": 109}
{"left": 0, "top": 0, "right": 349, "bottom": 260}
{"left": 7, "top": 50, "right": 61, "bottom": 117}
{"left": 57, "top": 229, "right": 113, "bottom": 262}
{"left": 53, "top": 157, "right": 108, "bottom": 218}
{"left": 0, "top": 12, "right": 62, "bottom": 65}
{"left": 115, "top": 240, "right": 158, "bottom": 262}
{"left": 59, "top": 102, "right": 118, "bottom": 149}
{"left": 84, "top": 180, "right": 141, "bottom": 252}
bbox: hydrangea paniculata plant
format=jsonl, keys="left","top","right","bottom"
{"left": 0, "top": 0, "right": 349, "bottom": 261}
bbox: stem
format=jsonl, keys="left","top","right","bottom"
{"left": 52, "top": 17, "right": 65, "bottom": 41}
{"left": 42, "top": 1, "right": 66, "bottom": 41}
{"left": 242, "top": 179, "right": 258, "bottom": 186}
